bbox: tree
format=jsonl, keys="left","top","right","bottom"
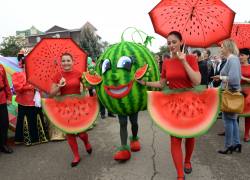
{"left": 154, "top": 43, "right": 170, "bottom": 57}
{"left": 77, "top": 27, "right": 101, "bottom": 62}
{"left": 102, "top": 41, "right": 110, "bottom": 47}
{"left": 245, "top": 20, "right": 250, "bottom": 23}
{"left": 0, "top": 36, "right": 26, "bottom": 57}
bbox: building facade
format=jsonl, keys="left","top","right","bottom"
{"left": 21, "top": 22, "right": 103, "bottom": 51}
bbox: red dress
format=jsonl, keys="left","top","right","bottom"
{"left": 161, "top": 55, "right": 199, "bottom": 89}
{"left": 0, "top": 64, "right": 12, "bottom": 105}
{"left": 241, "top": 65, "right": 250, "bottom": 85}
{"left": 52, "top": 69, "right": 83, "bottom": 95}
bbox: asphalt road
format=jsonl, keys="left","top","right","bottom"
{"left": 1, "top": 110, "right": 249, "bottom": 180}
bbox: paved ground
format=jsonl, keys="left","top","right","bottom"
{"left": 1, "top": 110, "right": 249, "bottom": 180}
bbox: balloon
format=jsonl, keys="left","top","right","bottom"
{"left": 87, "top": 57, "right": 92, "bottom": 64}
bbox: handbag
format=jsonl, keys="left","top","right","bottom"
{"left": 220, "top": 79, "right": 244, "bottom": 113}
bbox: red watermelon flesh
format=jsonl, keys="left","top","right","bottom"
{"left": 147, "top": 87, "right": 222, "bottom": 138}
{"left": 239, "top": 85, "right": 250, "bottom": 117}
{"left": 8, "top": 113, "right": 17, "bottom": 132}
{"left": 135, "top": 64, "right": 148, "bottom": 80}
{"left": 41, "top": 96, "right": 99, "bottom": 134}
{"left": 84, "top": 73, "right": 103, "bottom": 85}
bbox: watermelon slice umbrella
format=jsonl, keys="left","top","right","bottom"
{"left": 149, "top": 0, "right": 235, "bottom": 48}
{"left": 217, "top": 23, "right": 250, "bottom": 49}
{"left": 25, "top": 38, "right": 88, "bottom": 94}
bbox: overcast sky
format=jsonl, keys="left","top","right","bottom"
{"left": 0, "top": 0, "right": 249, "bottom": 52}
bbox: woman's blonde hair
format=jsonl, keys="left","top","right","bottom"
{"left": 201, "top": 53, "right": 205, "bottom": 61}
{"left": 154, "top": 55, "right": 159, "bottom": 59}
{"left": 222, "top": 39, "right": 239, "bottom": 56}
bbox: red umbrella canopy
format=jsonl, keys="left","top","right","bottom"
{"left": 25, "top": 38, "right": 88, "bottom": 94}
{"left": 217, "top": 23, "right": 250, "bottom": 49}
{"left": 149, "top": 0, "right": 235, "bottom": 48}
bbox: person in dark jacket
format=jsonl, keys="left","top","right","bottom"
{"left": 203, "top": 49, "right": 214, "bottom": 83}
{"left": 193, "top": 50, "right": 208, "bottom": 86}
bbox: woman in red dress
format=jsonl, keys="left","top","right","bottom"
{"left": 135, "top": 31, "right": 201, "bottom": 180}
{"left": 50, "top": 53, "right": 92, "bottom": 167}
{"left": 239, "top": 48, "right": 250, "bottom": 142}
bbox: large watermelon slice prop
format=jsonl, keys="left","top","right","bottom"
{"left": 239, "top": 84, "right": 250, "bottom": 117}
{"left": 147, "top": 87, "right": 222, "bottom": 138}
{"left": 41, "top": 96, "right": 99, "bottom": 134}
{"left": 84, "top": 72, "right": 102, "bottom": 85}
{"left": 135, "top": 64, "right": 148, "bottom": 80}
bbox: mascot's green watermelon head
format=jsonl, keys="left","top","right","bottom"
{"left": 94, "top": 27, "right": 160, "bottom": 115}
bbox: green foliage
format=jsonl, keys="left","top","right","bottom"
{"left": 245, "top": 20, "right": 250, "bottom": 23}
{"left": 102, "top": 41, "right": 109, "bottom": 47}
{"left": 77, "top": 27, "right": 101, "bottom": 62}
{"left": 0, "top": 36, "right": 26, "bottom": 57}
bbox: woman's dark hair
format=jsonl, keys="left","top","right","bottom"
{"left": 239, "top": 48, "right": 250, "bottom": 56}
{"left": 61, "top": 53, "right": 73, "bottom": 61}
{"left": 167, "top": 31, "right": 183, "bottom": 51}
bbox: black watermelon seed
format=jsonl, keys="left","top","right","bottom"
{"left": 184, "top": 112, "right": 186, "bottom": 115}
{"left": 86, "top": 113, "right": 89, "bottom": 115}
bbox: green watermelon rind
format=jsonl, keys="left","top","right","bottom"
{"left": 146, "top": 87, "right": 222, "bottom": 138}
{"left": 41, "top": 97, "right": 100, "bottom": 134}
{"left": 238, "top": 84, "right": 250, "bottom": 117}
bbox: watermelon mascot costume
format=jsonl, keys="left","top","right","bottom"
{"left": 83, "top": 27, "right": 160, "bottom": 160}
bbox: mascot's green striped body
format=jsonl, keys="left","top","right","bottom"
{"left": 94, "top": 42, "right": 160, "bottom": 115}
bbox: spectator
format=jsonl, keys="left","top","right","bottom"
{"left": 213, "top": 39, "right": 242, "bottom": 154}
{"left": 159, "top": 53, "right": 170, "bottom": 73}
{"left": 154, "top": 55, "right": 160, "bottom": 70}
{"left": 212, "top": 55, "right": 220, "bottom": 69}
{"left": 213, "top": 53, "right": 227, "bottom": 88}
{"left": 203, "top": 49, "right": 214, "bottom": 83}
{"left": 192, "top": 50, "right": 208, "bottom": 86}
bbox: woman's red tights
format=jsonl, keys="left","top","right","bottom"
{"left": 245, "top": 117, "right": 250, "bottom": 138}
{"left": 170, "top": 135, "right": 195, "bottom": 178}
{"left": 66, "top": 131, "right": 91, "bottom": 162}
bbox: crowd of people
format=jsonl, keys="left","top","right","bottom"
{"left": 0, "top": 31, "right": 249, "bottom": 180}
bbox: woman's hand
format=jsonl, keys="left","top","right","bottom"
{"left": 212, "top": 75, "right": 221, "bottom": 82}
{"left": 134, "top": 76, "right": 146, "bottom": 86}
{"left": 34, "top": 86, "right": 40, "bottom": 91}
{"left": 177, "top": 51, "right": 187, "bottom": 64}
{"left": 7, "top": 100, "right": 12, "bottom": 106}
{"left": 58, "top": 77, "right": 66, "bottom": 87}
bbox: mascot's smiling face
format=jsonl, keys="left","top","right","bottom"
{"left": 94, "top": 42, "right": 160, "bottom": 115}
